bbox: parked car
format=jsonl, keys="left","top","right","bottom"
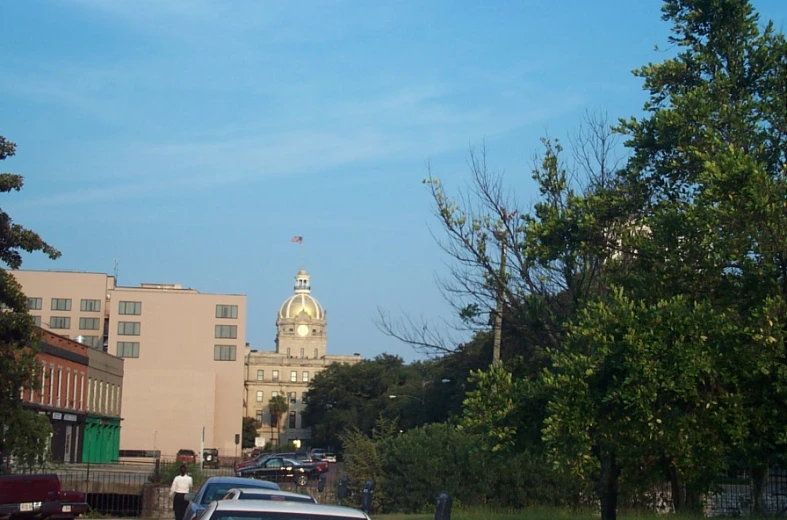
{"left": 181, "top": 476, "right": 279, "bottom": 520}
{"left": 176, "top": 449, "right": 196, "bottom": 464}
{"left": 235, "top": 456, "right": 314, "bottom": 486}
{"left": 0, "top": 473, "right": 88, "bottom": 519}
{"left": 198, "top": 497, "right": 371, "bottom": 520}
{"left": 221, "top": 487, "right": 317, "bottom": 504}
{"left": 278, "top": 451, "right": 329, "bottom": 475}
{"left": 324, "top": 452, "right": 337, "bottom": 463}
{"left": 309, "top": 448, "right": 326, "bottom": 460}
{"left": 235, "top": 452, "right": 273, "bottom": 471}
{"left": 203, "top": 448, "right": 220, "bottom": 468}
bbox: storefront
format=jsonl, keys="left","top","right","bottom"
{"left": 82, "top": 415, "right": 121, "bottom": 463}
{"left": 38, "top": 409, "right": 86, "bottom": 463}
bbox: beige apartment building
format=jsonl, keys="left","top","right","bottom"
{"left": 11, "top": 270, "right": 246, "bottom": 458}
{"left": 245, "top": 268, "right": 360, "bottom": 447}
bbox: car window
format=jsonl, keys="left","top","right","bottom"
{"left": 202, "top": 484, "right": 238, "bottom": 504}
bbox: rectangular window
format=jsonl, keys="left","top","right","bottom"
{"left": 271, "top": 414, "right": 278, "bottom": 428}
{"left": 118, "top": 301, "right": 142, "bottom": 315}
{"left": 272, "top": 370, "right": 279, "bottom": 383}
{"left": 27, "top": 298, "right": 42, "bottom": 310}
{"left": 215, "top": 325, "right": 237, "bottom": 339}
{"left": 32, "top": 316, "right": 41, "bottom": 327}
{"left": 289, "top": 411, "right": 297, "bottom": 429}
{"left": 215, "top": 304, "right": 238, "bottom": 319}
{"left": 271, "top": 391, "right": 278, "bottom": 398}
{"left": 255, "top": 410, "right": 264, "bottom": 423}
{"left": 51, "top": 298, "right": 71, "bottom": 311}
{"left": 301, "top": 392, "right": 309, "bottom": 404}
{"left": 79, "top": 335, "right": 101, "bottom": 349}
{"left": 256, "top": 390, "right": 264, "bottom": 403}
{"left": 288, "top": 392, "right": 296, "bottom": 404}
{"left": 79, "top": 317, "right": 100, "bottom": 330}
{"left": 286, "top": 348, "right": 291, "bottom": 357}
{"left": 302, "top": 371, "right": 309, "bottom": 383}
{"left": 256, "top": 370, "right": 264, "bottom": 381}
{"left": 314, "top": 348, "right": 318, "bottom": 359}
{"left": 50, "top": 316, "right": 70, "bottom": 329}
{"left": 300, "top": 348, "right": 304, "bottom": 358}
{"left": 80, "top": 299, "right": 101, "bottom": 312}
{"left": 290, "top": 370, "right": 297, "bottom": 382}
{"left": 117, "top": 342, "right": 139, "bottom": 358}
{"left": 214, "top": 345, "right": 236, "bottom": 361}
{"left": 117, "top": 321, "right": 141, "bottom": 335}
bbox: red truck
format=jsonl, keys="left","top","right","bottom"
{"left": 0, "top": 474, "right": 88, "bottom": 519}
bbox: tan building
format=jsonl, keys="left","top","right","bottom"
{"left": 245, "top": 268, "right": 360, "bottom": 447}
{"left": 11, "top": 270, "right": 246, "bottom": 458}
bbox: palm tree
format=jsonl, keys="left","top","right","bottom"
{"left": 268, "top": 395, "right": 289, "bottom": 447}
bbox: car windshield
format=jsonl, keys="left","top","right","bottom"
{"left": 202, "top": 484, "right": 243, "bottom": 504}
{"left": 210, "top": 513, "right": 361, "bottom": 520}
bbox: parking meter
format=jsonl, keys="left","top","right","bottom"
{"left": 337, "top": 476, "right": 349, "bottom": 505}
{"left": 435, "top": 491, "right": 452, "bottom": 520}
{"left": 318, "top": 472, "right": 326, "bottom": 493}
{"left": 361, "top": 479, "right": 375, "bottom": 513}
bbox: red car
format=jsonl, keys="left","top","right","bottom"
{"left": 176, "top": 449, "right": 196, "bottom": 464}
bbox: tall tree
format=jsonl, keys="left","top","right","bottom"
{"left": 268, "top": 395, "right": 288, "bottom": 446}
{"left": 0, "top": 135, "right": 60, "bottom": 470}
{"left": 241, "top": 416, "right": 262, "bottom": 449}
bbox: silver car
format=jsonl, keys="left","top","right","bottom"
{"left": 221, "top": 488, "right": 317, "bottom": 504}
{"left": 199, "top": 498, "right": 371, "bottom": 520}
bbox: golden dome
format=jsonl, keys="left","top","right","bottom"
{"left": 278, "top": 268, "right": 325, "bottom": 320}
{"left": 279, "top": 293, "right": 324, "bottom": 320}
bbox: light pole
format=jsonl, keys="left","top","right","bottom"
{"left": 492, "top": 228, "right": 508, "bottom": 368}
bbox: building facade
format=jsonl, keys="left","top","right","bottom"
{"left": 83, "top": 347, "right": 124, "bottom": 463}
{"left": 12, "top": 270, "right": 247, "bottom": 458}
{"left": 244, "top": 269, "right": 361, "bottom": 447}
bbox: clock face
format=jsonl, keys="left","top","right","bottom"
{"left": 297, "top": 325, "right": 309, "bottom": 337}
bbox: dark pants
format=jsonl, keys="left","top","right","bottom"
{"left": 173, "top": 492, "right": 188, "bottom": 520}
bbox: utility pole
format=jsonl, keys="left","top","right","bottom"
{"left": 492, "top": 228, "right": 507, "bottom": 367}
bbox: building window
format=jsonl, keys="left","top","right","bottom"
{"left": 301, "top": 392, "right": 308, "bottom": 404}
{"left": 287, "top": 392, "right": 296, "bottom": 404}
{"left": 271, "top": 391, "right": 278, "bottom": 398}
{"left": 118, "top": 301, "right": 142, "bottom": 315}
{"left": 27, "top": 298, "right": 42, "bottom": 310}
{"left": 255, "top": 410, "right": 264, "bottom": 423}
{"left": 256, "top": 390, "right": 264, "bottom": 402}
{"left": 314, "top": 348, "right": 318, "bottom": 359}
{"left": 272, "top": 370, "right": 279, "bottom": 383}
{"left": 50, "top": 316, "right": 70, "bottom": 329}
{"left": 79, "top": 335, "right": 101, "bottom": 348}
{"left": 256, "top": 370, "right": 264, "bottom": 381}
{"left": 79, "top": 317, "right": 100, "bottom": 330}
{"left": 80, "top": 299, "right": 101, "bottom": 312}
{"left": 215, "top": 325, "right": 237, "bottom": 339}
{"left": 215, "top": 305, "right": 238, "bottom": 319}
{"left": 289, "top": 411, "right": 296, "bottom": 429}
{"left": 117, "top": 342, "right": 139, "bottom": 358}
{"left": 32, "top": 316, "right": 41, "bottom": 327}
{"left": 286, "top": 348, "right": 291, "bottom": 357}
{"left": 302, "top": 371, "right": 309, "bottom": 382}
{"left": 271, "top": 414, "right": 278, "bottom": 428}
{"left": 117, "top": 321, "right": 141, "bottom": 335}
{"left": 214, "top": 345, "right": 236, "bottom": 361}
{"left": 51, "top": 298, "right": 71, "bottom": 311}
{"left": 300, "top": 348, "right": 304, "bottom": 358}
{"left": 290, "top": 371, "right": 297, "bottom": 382}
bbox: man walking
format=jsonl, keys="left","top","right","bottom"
{"left": 169, "top": 464, "right": 193, "bottom": 520}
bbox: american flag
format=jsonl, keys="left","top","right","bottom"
{"left": 290, "top": 235, "right": 303, "bottom": 244}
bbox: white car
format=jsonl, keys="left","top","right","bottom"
{"left": 221, "top": 488, "right": 317, "bottom": 504}
{"left": 199, "top": 499, "right": 371, "bottom": 520}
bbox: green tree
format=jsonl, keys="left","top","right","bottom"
{"left": 0, "top": 135, "right": 60, "bottom": 470}
{"left": 241, "top": 416, "right": 262, "bottom": 449}
{"left": 268, "top": 395, "right": 288, "bottom": 446}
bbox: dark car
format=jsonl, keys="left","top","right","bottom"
{"left": 181, "top": 476, "right": 279, "bottom": 520}
{"left": 176, "top": 449, "right": 196, "bottom": 464}
{"left": 203, "top": 448, "right": 220, "bottom": 469}
{"left": 235, "top": 456, "right": 314, "bottom": 486}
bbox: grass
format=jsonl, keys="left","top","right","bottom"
{"left": 372, "top": 506, "right": 705, "bottom": 520}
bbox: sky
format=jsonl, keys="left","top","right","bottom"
{"left": 1, "top": 0, "right": 785, "bottom": 362}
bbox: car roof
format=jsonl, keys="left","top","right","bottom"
{"left": 201, "top": 477, "right": 280, "bottom": 489}
{"left": 228, "top": 488, "right": 315, "bottom": 500}
{"left": 213, "top": 500, "right": 368, "bottom": 518}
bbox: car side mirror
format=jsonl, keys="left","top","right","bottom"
{"left": 185, "top": 493, "right": 195, "bottom": 502}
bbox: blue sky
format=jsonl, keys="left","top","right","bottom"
{"left": 2, "top": 0, "right": 785, "bottom": 362}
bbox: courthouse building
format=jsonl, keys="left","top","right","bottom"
{"left": 244, "top": 268, "right": 361, "bottom": 447}
{"left": 12, "top": 270, "right": 246, "bottom": 458}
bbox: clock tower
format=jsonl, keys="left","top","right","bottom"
{"left": 276, "top": 269, "right": 327, "bottom": 359}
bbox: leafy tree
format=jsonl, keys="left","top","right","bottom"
{"left": 0, "top": 135, "right": 60, "bottom": 470}
{"left": 3, "top": 408, "right": 52, "bottom": 471}
{"left": 268, "top": 395, "right": 288, "bottom": 446}
{"left": 241, "top": 416, "right": 262, "bottom": 449}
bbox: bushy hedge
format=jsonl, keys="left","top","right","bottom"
{"left": 342, "top": 421, "right": 590, "bottom": 514}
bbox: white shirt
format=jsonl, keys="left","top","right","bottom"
{"left": 170, "top": 474, "right": 193, "bottom": 496}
